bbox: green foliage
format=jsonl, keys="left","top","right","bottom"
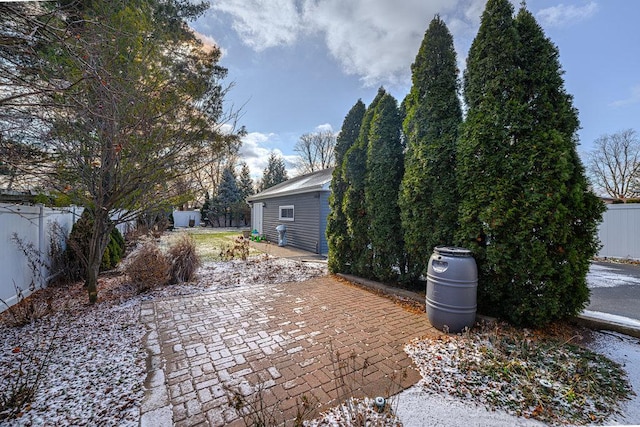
{"left": 259, "top": 152, "right": 289, "bottom": 191}
{"left": 456, "top": 0, "right": 605, "bottom": 326}
{"left": 101, "top": 227, "right": 125, "bottom": 270}
{"left": 365, "top": 93, "right": 404, "bottom": 283}
{"left": 343, "top": 89, "right": 386, "bottom": 278}
{"left": 327, "top": 100, "right": 365, "bottom": 273}
{"left": 237, "top": 163, "right": 254, "bottom": 226}
{"left": 67, "top": 211, "right": 125, "bottom": 279}
{"left": 399, "top": 16, "right": 462, "bottom": 282}
{"left": 217, "top": 165, "right": 243, "bottom": 226}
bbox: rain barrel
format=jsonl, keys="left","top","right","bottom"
{"left": 426, "top": 246, "right": 477, "bottom": 333}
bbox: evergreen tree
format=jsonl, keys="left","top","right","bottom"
{"left": 343, "top": 88, "right": 385, "bottom": 278}
{"left": 457, "top": 0, "right": 605, "bottom": 326}
{"left": 237, "top": 162, "right": 255, "bottom": 199}
{"left": 327, "top": 100, "right": 366, "bottom": 273}
{"left": 201, "top": 191, "right": 211, "bottom": 225}
{"left": 399, "top": 16, "right": 462, "bottom": 282}
{"left": 218, "top": 166, "right": 241, "bottom": 226}
{"left": 365, "top": 93, "right": 404, "bottom": 283}
{"left": 457, "top": 0, "right": 521, "bottom": 316}
{"left": 237, "top": 162, "right": 255, "bottom": 226}
{"left": 259, "top": 152, "right": 288, "bottom": 191}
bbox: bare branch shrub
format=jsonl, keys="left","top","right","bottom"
{"left": 219, "top": 236, "right": 250, "bottom": 261}
{"left": 0, "top": 321, "right": 61, "bottom": 421}
{"left": 3, "top": 234, "right": 52, "bottom": 326}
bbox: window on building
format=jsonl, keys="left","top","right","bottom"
{"left": 279, "top": 205, "right": 294, "bottom": 221}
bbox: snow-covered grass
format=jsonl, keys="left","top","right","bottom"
{"left": 405, "top": 322, "right": 635, "bottom": 425}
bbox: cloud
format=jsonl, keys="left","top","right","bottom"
{"left": 238, "top": 132, "right": 302, "bottom": 181}
{"left": 302, "top": 0, "right": 468, "bottom": 86}
{"left": 192, "top": 30, "right": 226, "bottom": 56}
{"left": 239, "top": 128, "right": 334, "bottom": 181}
{"left": 210, "top": 0, "right": 302, "bottom": 51}
{"left": 609, "top": 84, "right": 640, "bottom": 108}
{"left": 207, "top": 0, "right": 487, "bottom": 86}
{"left": 536, "top": 1, "right": 598, "bottom": 28}
{"left": 314, "top": 123, "right": 334, "bottom": 133}
{"left": 238, "top": 132, "right": 278, "bottom": 180}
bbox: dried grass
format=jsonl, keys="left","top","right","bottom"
{"left": 167, "top": 235, "right": 201, "bottom": 284}
{"left": 123, "top": 242, "right": 170, "bottom": 292}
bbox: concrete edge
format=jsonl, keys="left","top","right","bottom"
{"left": 337, "top": 273, "right": 640, "bottom": 339}
{"left": 336, "top": 273, "right": 424, "bottom": 304}
{"left": 571, "top": 314, "right": 640, "bottom": 339}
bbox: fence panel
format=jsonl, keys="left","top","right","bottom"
{"left": 597, "top": 204, "right": 640, "bottom": 260}
{"left": 0, "top": 204, "right": 81, "bottom": 310}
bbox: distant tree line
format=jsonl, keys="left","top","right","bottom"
{"left": 327, "top": 0, "right": 604, "bottom": 328}
{"left": 199, "top": 151, "right": 291, "bottom": 227}
{"left": 201, "top": 162, "right": 254, "bottom": 227}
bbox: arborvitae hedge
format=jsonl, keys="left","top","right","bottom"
{"left": 365, "top": 92, "right": 404, "bottom": 283}
{"left": 456, "top": 0, "right": 604, "bottom": 326}
{"left": 400, "top": 16, "right": 462, "bottom": 282}
{"left": 343, "top": 88, "right": 385, "bottom": 278}
{"left": 327, "top": 100, "right": 365, "bottom": 273}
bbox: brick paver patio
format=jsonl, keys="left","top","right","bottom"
{"left": 141, "top": 274, "right": 438, "bottom": 426}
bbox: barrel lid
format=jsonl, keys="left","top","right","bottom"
{"left": 434, "top": 246, "right": 473, "bottom": 257}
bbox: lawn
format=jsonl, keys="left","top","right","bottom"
{"left": 165, "top": 228, "right": 261, "bottom": 261}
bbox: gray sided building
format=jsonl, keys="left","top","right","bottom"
{"left": 247, "top": 168, "right": 333, "bottom": 255}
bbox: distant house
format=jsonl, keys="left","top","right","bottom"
{"left": 247, "top": 168, "right": 333, "bottom": 255}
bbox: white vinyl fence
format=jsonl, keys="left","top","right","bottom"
{"left": 597, "top": 203, "right": 640, "bottom": 260}
{"left": 0, "top": 203, "right": 81, "bottom": 309}
{"left": 0, "top": 204, "right": 137, "bottom": 312}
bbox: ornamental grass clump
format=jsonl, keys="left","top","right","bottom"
{"left": 124, "top": 242, "right": 170, "bottom": 293}
{"left": 167, "top": 234, "right": 201, "bottom": 284}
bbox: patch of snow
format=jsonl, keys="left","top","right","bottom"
{"left": 585, "top": 331, "right": 640, "bottom": 425}
{"left": 582, "top": 310, "right": 640, "bottom": 328}
{"left": 395, "top": 386, "right": 545, "bottom": 427}
{"left": 587, "top": 264, "right": 640, "bottom": 288}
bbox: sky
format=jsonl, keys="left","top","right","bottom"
{"left": 190, "top": 0, "right": 640, "bottom": 182}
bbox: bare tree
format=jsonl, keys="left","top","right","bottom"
{"left": 587, "top": 129, "right": 640, "bottom": 200}
{"left": 293, "top": 130, "right": 336, "bottom": 174}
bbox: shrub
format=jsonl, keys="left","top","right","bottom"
{"left": 66, "top": 212, "right": 126, "bottom": 280}
{"left": 124, "top": 242, "right": 170, "bottom": 293}
{"left": 168, "top": 235, "right": 201, "bottom": 284}
{"left": 100, "top": 227, "right": 125, "bottom": 271}
{"left": 0, "top": 322, "right": 60, "bottom": 421}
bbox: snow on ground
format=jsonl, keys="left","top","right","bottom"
{"left": 0, "top": 255, "right": 327, "bottom": 426}
{"left": 2, "top": 255, "right": 639, "bottom": 426}
{"left": 587, "top": 263, "right": 640, "bottom": 288}
{"left": 585, "top": 331, "right": 640, "bottom": 425}
{"left": 582, "top": 310, "right": 640, "bottom": 329}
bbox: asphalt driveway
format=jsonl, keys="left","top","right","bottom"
{"left": 587, "top": 261, "right": 640, "bottom": 321}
